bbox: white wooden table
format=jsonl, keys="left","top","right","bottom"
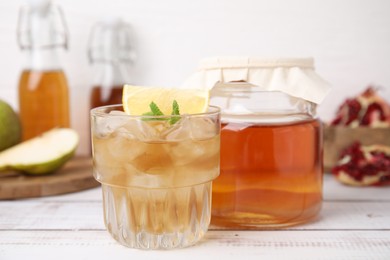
{"left": 1, "top": 174, "right": 389, "bottom": 260}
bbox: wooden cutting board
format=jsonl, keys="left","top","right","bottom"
{"left": 0, "top": 156, "right": 100, "bottom": 200}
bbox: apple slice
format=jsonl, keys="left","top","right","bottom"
{"left": 0, "top": 128, "right": 79, "bottom": 175}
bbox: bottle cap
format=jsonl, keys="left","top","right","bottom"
{"left": 17, "top": 0, "right": 68, "bottom": 49}
{"left": 88, "top": 17, "right": 136, "bottom": 64}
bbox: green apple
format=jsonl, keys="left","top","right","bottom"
{"left": 0, "top": 128, "right": 79, "bottom": 175}
{"left": 0, "top": 99, "right": 21, "bottom": 151}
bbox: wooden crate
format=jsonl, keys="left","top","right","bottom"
{"left": 323, "top": 126, "right": 390, "bottom": 172}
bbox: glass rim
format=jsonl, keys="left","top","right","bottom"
{"left": 90, "top": 104, "right": 221, "bottom": 119}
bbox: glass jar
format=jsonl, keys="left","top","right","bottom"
{"left": 17, "top": 0, "right": 70, "bottom": 140}
{"left": 210, "top": 84, "right": 322, "bottom": 228}
{"left": 183, "top": 57, "right": 331, "bottom": 228}
{"left": 87, "top": 17, "right": 135, "bottom": 110}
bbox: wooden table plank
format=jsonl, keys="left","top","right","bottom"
{"left": 0, "top": 173, "right": 389, "bottom": 259}
{"left": 0, "top": 201, "right": 104, "bottom": 230}
{"left": 1, "top": 200, "right": 389, "bottom": 231}
{"left": 0, "top": 230, "right": 389, "bottom": 260}
{"left": 19, "top": 174, "right": 390, "bottom": 203}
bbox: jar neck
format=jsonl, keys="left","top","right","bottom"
{"left": 92, "top": 61, "right": 132, "bottom": 88}
{"left": 23, "top": 48, "right": 62, "bottom": 71}
{"left": 210, "top": 85, "right": 317, "bottom": 124}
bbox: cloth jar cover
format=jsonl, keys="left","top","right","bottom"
{"left": 182, "top": 57, "right": 331, "bottom": 104}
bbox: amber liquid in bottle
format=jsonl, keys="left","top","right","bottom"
{"left": 211, "top": 119, "right": 323, "bottom": 228}
{"left": 90, "top": 86, "right": 123, "bottom": 109}
{"left": 19, "top": 70, "right": 70, "bottom": 140}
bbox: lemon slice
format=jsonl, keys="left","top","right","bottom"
{"left": 122, "top": 85, "right": 209, "bottom": 115}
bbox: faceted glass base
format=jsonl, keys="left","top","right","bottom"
{"left": 101, "top": 182, "right": 212, "bottom": 249}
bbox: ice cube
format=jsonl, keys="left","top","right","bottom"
{"left": 163, "top": 116, "right": 218, "bottom": 166}
{"left": 169, "top": 139, "right": 207, "bottom": 166}
{"left": 106, "top": 133, "right": 146, "bottom": 162}
{"left": 93, "top": 111, "right": 130, "bottom": 137}
{"left": 131, "top": 169, "right": 174, "bottom": 188}
{"left": 169, "top": 127, "right": 219, "bottom": 168}
{"left": 131, "top": 143, "right": 173, "bottom": 173}
{"left": 189, "top": 117, "right": 218, "bottom": 139}
{"left": 121, "top": 120, "right": 160, "bottom": 142}
{"left": 163, "top": 116, "right": 192, "bottom": 141}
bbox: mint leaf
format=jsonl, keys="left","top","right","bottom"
{"left": 142, "top": 101, "right": 181, "bottom": 124}
{"left": 142, "top": 111, "right": 154, "bottom": 116}
{"left": 172, "top": 100, "right": 180, "bottom": 115}
{"left": 142, "top": 102, "right": 165, "bottom": 121}
{"left": 150, "top": 102, "right": 164, "bottom": 116}
{"left": 141, "top": 111, "right": 155, "bottom": 121}
{"left": 170, "top": 100, "right": 181, "bottom": 125}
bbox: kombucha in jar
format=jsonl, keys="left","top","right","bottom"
{"left": 212, "top": 117, "right": 323, "bottom": 228}
{"left": 18, "top": 70, "right": 70, "bottom": 140}
{"left": 186, "top": 57, "right": 332, "bottom": 228}
{"left": 90, "top": 85, "right": 123, "bottom": 109}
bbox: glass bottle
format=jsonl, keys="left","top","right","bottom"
{"left": 184, "top": 57, "right": 331, "bottom": 228}
{"left": 17, "top": 0, "right": 70, "bottom": 141}
{"left": 88, "top": 17, "right": 135, "bottom": 109}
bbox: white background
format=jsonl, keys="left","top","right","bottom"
{"left": 0, "top": 0, "right": 389, "bottom": 155}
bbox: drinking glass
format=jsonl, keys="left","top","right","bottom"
{"left": 91, "top": 105, "right": 220, "bottom": 249}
